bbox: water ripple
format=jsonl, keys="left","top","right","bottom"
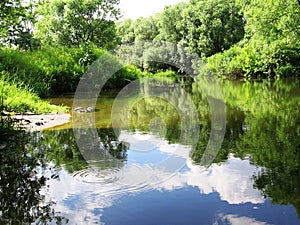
{"left": 72, "top": 167, "right": 121, "bottom": 184}
{"left": 70, "top": 163, "right": 172, "bottom": 197}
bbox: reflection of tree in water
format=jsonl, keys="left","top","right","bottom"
{"left": 239, "top": 113, "right": 300, "bottom": 217}
{"left": 0, "top": 131, "right": 68, "bottom": 224}
{"left": 0, "top": 128, "right": 128, "bottom": 223}
{"left": 30, "top": 78, "right": 300, "bottom": 219}
{"left": 221, "top": 79, "right": 300, "bottom": 216}
{"left": 191, "top": 104, "right": 247, "bottom": 164}
{"left": 191, "top": 79, "right": 300, "bottom": 216}
{"left": 2, "top": 78, "right": 299, "bottom": 222}
{"left": 128, "top": 78, "right": 229, "bottom": 163}
{"left": 128, "top": 97, "right": 181, "bottom": 141}
{"left": 220, "top": 79, "right": 300, "bottom": 216}
{"left": 29, "top": 128, "right": 129, "bottom": 173}
{"left": 129, "top": 78, "right": 200, "bottom": 146}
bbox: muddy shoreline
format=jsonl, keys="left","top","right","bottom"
{"left": 12, "top": 113, "right": 71, "bottom": 131}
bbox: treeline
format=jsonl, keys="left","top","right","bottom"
{"left": 0, "top": 0, "right": 299, "bottom": 101}
{"left": 0, "top": 0, "right": 180, "bottom": 99}
{"left": 0, "top": 0, "right": 124, "bottom": 99}
{"left": 117, "top": 0, "right": 300, "bottom": 78}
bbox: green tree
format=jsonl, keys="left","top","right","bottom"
{"left": 116, "top": 16, "right": 159, "bottom": 44}
{"left": 133, "top": 16, "right": 159, "bottom": 41}
{"left": 244, "top": 0, "right": 300, "bottom": 41}
{"left": 116, "top": 18, "right": 135, "bottom": 44}
{"left": 156, "top": 2, "right": 187, "bottom": 43}
{"left": 205, "top": 0, "right": 300, "bottom": 78}
{"left": 182, "top": 0, "right": 245, "bottom": 57}
{"left": 0, "top": 0, "right": 38, "bottom": 50}
{"left": 34, "top": 0, "right": 120, "bottom": 48}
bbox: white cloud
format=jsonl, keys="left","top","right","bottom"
{"left": 43, "top": 131, "right": 265, "bottom": 224}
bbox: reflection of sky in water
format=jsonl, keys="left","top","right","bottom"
{"left": 44, "top": 131, "right": 300, "bottom": 225}
{"left": 126, "top": 146, "right": 170, "bottom": 165}
{"left": 120, "top": 132, "right": 172, "bottom": 165}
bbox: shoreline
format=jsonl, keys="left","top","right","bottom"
{"left": 12, "top": 113, "right": 71, "bottom": 132}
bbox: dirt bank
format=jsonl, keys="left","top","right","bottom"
{"left": 12, "top": 113, "right": 71, "bottom": 131}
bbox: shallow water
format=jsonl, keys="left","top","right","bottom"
{"left": 1, "top": 78, "right": 300, "bottom": 224}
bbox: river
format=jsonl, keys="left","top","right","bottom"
{"left": 1, "top": 78, "right": 300, "bottom": 224}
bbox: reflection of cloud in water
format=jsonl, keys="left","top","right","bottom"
{"left": 215, "top": 214, "right": 270, "bottom": 225}
{"left": 44, "top": 132, "right": 264, "bottom": 224}
{"left": 184, "top": 157, "right": 264, "bottom": 204}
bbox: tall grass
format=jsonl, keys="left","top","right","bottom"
{"left": 0, "top": 96, "right": 15, "bottom": 141}
{"left": 0, "top": 46, "right": 103, "bottom": 97}
{"left": 0, "top": 46, "right": 147, "bottom": 96}
{"left": 0, "top": 45, "right": 184, "bottom": 100}
{"left": 0, "top": 73, "right": 68, "bottom": 113}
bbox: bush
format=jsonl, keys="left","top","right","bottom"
{"left": 0, "top": 46, "right": 106, "bottom": 97}
{"left": 0, "top": 46, "right": 183, "bottom": 96}
{"left": 0, "top": 73, "right": 67, "bottom": 113}
{"left": 205, "top": 38, "right": 300, "bottom": 79}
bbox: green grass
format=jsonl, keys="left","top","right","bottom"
{"left": 0, "top": 75, "right": 68, "bottom": 114}
{"left": 0, "top": 46, "right": 99, "bottom": 97}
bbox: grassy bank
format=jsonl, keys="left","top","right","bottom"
{"left": 0, "top": 46, "right": 93, "bottom": 97}
{"left": 0, "top": 75, "right": 68, "bottom": 138}
{"left": 0, "top": 46, "right": 146, "bottom": 97}
{"left": 0, "top": 75, "right": 68, "bottom": 114}
{"left": 0, "top": 46, "right": 180, "bottom": 97}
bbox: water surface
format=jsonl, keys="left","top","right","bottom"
{"left": 1, "top": 78, "right": 300, "bottom": 224}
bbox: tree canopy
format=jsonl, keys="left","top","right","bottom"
{"left": 117, "top": 0, "right": 245, "bottom": 58}
{"left": 0, "top": 0, "right": 299, "bottom": 79}
{"left": 34, "top": 0, "right": 121, "bottom": 48}
{"left": 116, "top": 0, "right": 299, "bottom": 78}
{"left": 0, "top": 0, "right": 37, "bottom": 49}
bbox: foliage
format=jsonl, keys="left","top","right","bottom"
{"left": 115, "top": 0, "right": 299, "bottom": 78}
{"left": 133, "top": 16, "right": 160, "bottom": 41}
{"left": 0, "top": 46, "right": 150, "bottom": 97}
{"left": 205, "top": 0, "right": 300, "bottom": 78}
{"left": 0, "top": 131, "right": 68, "bottom": 224}
{"left": 0, "top": 73, "right": 67, "bottom": 113}
{"left": 116, "top": 0, "right": 244, "bottom": 73}
{"left": 243, "top": 0, "right": 300, "bottom": 41}
{"left": 115, "top": 41, "right": 202, "bottom": 75}
{"left": 207, "top": 37, "right": 300, "bottom": 78}
{"left": 117, "top": 0, "right": 245, "bottom": 59}
{"left": 117, "top": 16, "right": 159, "bottom": 44}
{"left": 34, "top": 0, "right": 120, "bottom": 48}
{"left": 116, "top": 19, "right": 135, "bottom": 44}
{"left": 181, "top": 0, "right": 245, "bottom": 58}
{"left": 155, "top": 2, "right": 187, "bottom": 44}
{"left": 0, "top": 0, "right": 39, "bottom": 50}
{"left": 0, "top": 46, "right": 106, "bottom": 96}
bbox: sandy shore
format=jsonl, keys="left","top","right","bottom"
{"left": 12, "top": 113, "right": 71, "bottom": 132}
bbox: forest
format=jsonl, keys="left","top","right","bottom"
{"left": 0, "top": 0, "right": 299, "bottom": 113}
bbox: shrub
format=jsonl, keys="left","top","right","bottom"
{"left": 205, "top": 38, "right": 300, "bottom": 79}
{"left": 0, "top": 46, "right": 106, "bottom": 97}
{"left": 0, "top": 73, "right": 67, "bottom": 113}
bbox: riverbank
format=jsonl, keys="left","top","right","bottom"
{"left": 12, "top": 113, "right": 71, "bottom": 132}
